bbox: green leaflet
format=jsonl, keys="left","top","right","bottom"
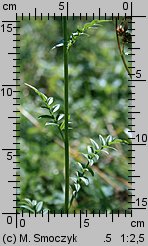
{"left": 47, "top": 97, "right": 54, "bottom": 105}
{"left": 38, "top": 115, "right": 53, "bottom": 119}
{"left": 109, "top": 138, "right": 129, "bottom": 145}
{"left": 51, "top": 19, "right": 112, "bottom": 52}
{"left": 45, "top": 122, "right": 58, "bottom": 127}
{"left": 25, "top": 83, "right": 47, "bottom": 103}
{"left": 52, "top": 104, "right": 60, "bottom": 113}
{"left": 67, "top": 19, "right": 112, "bottom": 51}
{"left": 90, "top": 138, "right": 100, "bottom": 150}
{"left": 20, "top": 199, "right": 44, "bottom": 213}
{"left": 80, "top": 177, "right": 89, "bottom": 186}
{"left": 99, "top": 134, "right": 106, "bottom": 146}
{"left": 36, "top": 201, "right": 43, "bottom": 212}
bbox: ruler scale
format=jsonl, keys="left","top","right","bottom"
{"left": 0, "top": 0, "right": 147, "bottom": 245}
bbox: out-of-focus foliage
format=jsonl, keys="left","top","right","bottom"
{"left": 20, "top": 198, "right": 48, "bottom": 214}
{"left": 18, "top": 17, "right": 131, "bottom": 213}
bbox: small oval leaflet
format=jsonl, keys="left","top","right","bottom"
{"left": 36, "top": 201, "right": 43, "bottom": 212}
{"left": 47, "top": 97, "right": 54, "bottom": 105}
{"left": 45, "top": 122, "right": 58, "bottom": 127}
{"left": 57, "top": 114, "right": 64, "bottom": 121}
{"left": 52, "top": 104, "right": 60, "bottom": 113}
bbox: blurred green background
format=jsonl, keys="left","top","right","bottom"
{"left": 18, "top": 17, "right": 131, "bottom": 213}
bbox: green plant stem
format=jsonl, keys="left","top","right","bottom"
{"left": 115, "top": 19, "right": 132, "bottom": 79}
{"left": 63, "top": 16, "right": 69, "bottom": 212}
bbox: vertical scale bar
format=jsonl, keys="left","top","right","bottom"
{"left": 128, "top": 2, "right": 133, "bottom": 209}
{"left": 14, "top": 14, "right": 21, "bottom": 211}
{"left": 63, "top": 17, "right": 69, "bottom": 212}
{"left": 127, "top": 1, "right": 137, "bottom": 210}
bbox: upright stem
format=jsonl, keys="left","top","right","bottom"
{"left": 63, "top": 16, "right": 69, "bottom": 212}
{"left": 115, "top": 19, "right": 132, "bottom": 79}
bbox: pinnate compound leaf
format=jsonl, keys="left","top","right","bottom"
{"left": 67, "top": 19, "right": 112, "bottom": 51}
{"left": 109, "top": 138, "right": 129, "bottom": 145}
{"left": 25, "top": 83, "right": 47, "bottom": 103}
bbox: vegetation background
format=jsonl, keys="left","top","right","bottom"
{"left": 18, "top": 17, "right": 131, "bottom": 213}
